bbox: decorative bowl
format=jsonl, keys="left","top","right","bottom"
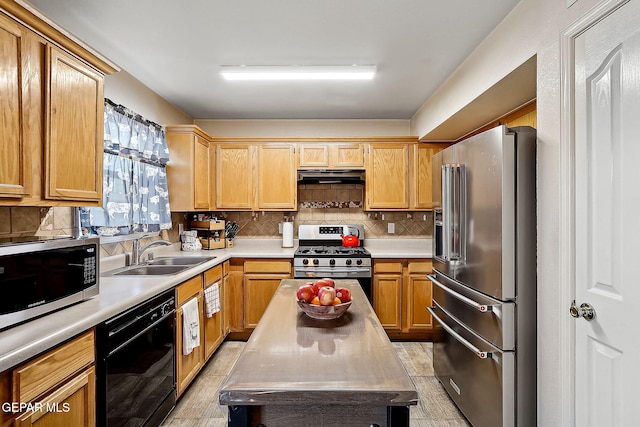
{"left": 297, "top": 300, "right": 352, "bottom": 320}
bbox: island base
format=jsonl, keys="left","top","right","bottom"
{"left": 227, "top": 404, "right": 410, "bottom": 427}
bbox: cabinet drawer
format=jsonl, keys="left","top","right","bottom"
{"left": 13, "top": 330, "right": 95, "bottom": 402}
{"left": 374, "top": 262, "right": 403, "bottom": 274}
{"left": 176, "top": 275, "right": 203, "bottom": 306}
{"left": 204, "top": 264, "right": 223, "bottom": 285}
{"left": 408, "top": 261, "right": 432, "bottom": 274}
{"left": 244, "top": 260, "right": 291, "bottom": 274}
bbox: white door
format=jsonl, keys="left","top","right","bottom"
{"left": 573, "top": 0, "right": 640, "bottom": 425}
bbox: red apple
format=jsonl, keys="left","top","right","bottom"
{"left": 313, "top": 279, "right": 332, "bottom": 294}
{"left": 335, "top": 287, "right": 351, "bottom": 303}
{"left": 317, "top": 286, "right": 337, "bottom": 306}
{"left": 321, "top": 278, "right": 335, "bottom": 287}
{"left": 296, "top": 284, "right": 315, "bottom": 303}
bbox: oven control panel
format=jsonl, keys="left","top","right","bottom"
{"left": 319, "top": 226, "right": 344, "bottom": 234}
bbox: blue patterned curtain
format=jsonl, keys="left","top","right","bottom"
{"left": 81, "top": 99, "right": 171, "bottom": 235}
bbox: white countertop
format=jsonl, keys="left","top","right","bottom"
{"left": 0, "top": 237, "right": 431, "bottom": 372}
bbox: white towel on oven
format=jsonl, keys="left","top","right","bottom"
{"left": 204, "top": 282, "right": 220, "bottom": 318}
{"left": 182, "top": 297, "right": 200, "bottom": 355}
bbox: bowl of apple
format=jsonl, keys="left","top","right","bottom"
{"left": 296, "top": 278, "right": 352, "bottom": 320}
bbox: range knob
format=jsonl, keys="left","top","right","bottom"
{"left": 356, "top": 259, "right": 363, "bottom": 265}
{"left": 329, "top": 259, "right": 336, "bottom": 266}
{"left": 161, "top": 303, "right": 173, "bottom": 316}
{"left": 302, "top": 258, "right": 309, "bottom": 265}
{"left": 345, "top": 259, "right": 352, "bottom": 266}
{"left": 313, "top": 258, "right": 319, "bottom": 265}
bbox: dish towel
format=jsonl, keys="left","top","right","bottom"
{"left": 182, "top": 297, "right": 200, "bottom": 355}
{"left": 204, "top": 282, "right": 221, "bottom": 318}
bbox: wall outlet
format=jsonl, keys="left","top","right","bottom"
{"left": 278, "top": 222, "right": 283, "bottom": 234}
{"left": 388, "top": 223, "right": 395, "bottom": 234}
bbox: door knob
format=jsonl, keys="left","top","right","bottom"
{"left": 570, "top": 300, "right": 596, "bottom": 321}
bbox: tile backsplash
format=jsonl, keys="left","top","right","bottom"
{"left": 213, "top": 184, "right": 433, "bottom": 239}
{"left": 1, "top": 184, "right": 432, "bottom": 257}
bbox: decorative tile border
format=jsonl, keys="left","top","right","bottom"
{"left": 299, "top": 201, "right": 363, "bottom": 209}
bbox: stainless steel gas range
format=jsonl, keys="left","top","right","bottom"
{"left": 294, "top": 224, "right": 372, "bottom": 302}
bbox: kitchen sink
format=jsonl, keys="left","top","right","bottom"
{"left": 111, "top": 265, "right": 191, "bottom": 276}
{"left": 146, "top": 256, "right": 215, "bottom": 266}
{"left": 103, "top": 256, "right": 215, "bottom": 276}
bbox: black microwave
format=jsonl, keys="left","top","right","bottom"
{"left": 0, "top": 236, "right": 99, "bottom": 330}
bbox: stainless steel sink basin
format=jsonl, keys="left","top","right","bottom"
{"left": 110, "top": 265, "right": 190, "bottom": 276}
{"left": 103, "top": 256, "right": 215, "bottom": 276}
{"left": 147, "top": 256, "right": 215, "bottom": 266}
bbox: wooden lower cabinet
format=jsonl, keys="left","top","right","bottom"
{"left": 0, "top": 330, "right": 96, "bottom": 427}
{"left": 203, "top": 264, "right": 224, "bottom": 361}
{"left": 14, "top": 366, "right": 95, "bottom": 427}
{"left": 175, "top": 276, "right": 204, "bottom": 397}
{"left": 225, "top": 259, "right": 245, "bottom": 333}
{"left": 175, "top": 265, "right": 230, "bottom": 397}
{"left": 373, "top": 259, "right": 433, "bottom": 340}
{"left": 243, "top": 259, "right": 292, "bottom": 329}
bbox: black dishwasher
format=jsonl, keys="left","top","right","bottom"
{"left": 97, "top": 289, "right": 176, "bottom": 427}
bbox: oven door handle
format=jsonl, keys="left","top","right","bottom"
{"left": 295, "top": 267, "right": 371, "bottom": 275}
{"left": 107, "top": 310, "right": 174, "bottom": 357}
{"left": 427, "top": 274, "right": 496, "bottom": 313}
{"left": 428, "top": 305, "right": 497, "bottom": 360}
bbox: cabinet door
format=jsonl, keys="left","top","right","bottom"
{"left": 0, "top": 14, "right": 30, "bottom": 198}
{"left": 405, "top": 275, "right": 433, "bottom": 331}
{"left": 365, "top": 144, "right": 410, "bottom": 209}
{"left": 373, "top": 274, "right": 402, "bottom": 331}
{"left": 176, "top": 292, "right": 204, "bottom": 397}
{"left": 217, "top": 145, "right": 253, "bottom": 209}
{"left": 208, "top": 142, "right": 217, "bottom": 209}
{"left": 298, "top": 144, "right": 329, "bottom": 168}
{"left": 225, "top": 270, "right": 245, "bottom": 332}
{"left": 244, "top": 275, "right": 288, "bottom": 329}
{"left": 46, "top": 45, "right": 103, "bottom": 202}
{"left": 15, "top": 366, "right": 96, "bottom": 427}
{"left": 256, "top": 144, "right": 296, "bottom": 210}
{"left": 193, "top": 135, "right": 210, "bottom": 210}
{"left": 332, "top": 144, "right": 364, "bottom": 168}
{"left": 203, "top": 266, "right": 223, "bottom": 361}
{"left": 412, "top": 144, "right": 446, "bottom": 209}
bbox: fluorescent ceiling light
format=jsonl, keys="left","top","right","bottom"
{"left": 220, "top": 65, "right": 376, "bottom": 81}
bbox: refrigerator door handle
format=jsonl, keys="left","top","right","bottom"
{"left": 428, "top": 306, "right": 497, "bottom": 360}
{"left": 427, "top": 274, "right": 496, "bottom": 313}
{"left": 441, "top": 163, "right": 466, "bottom": 261}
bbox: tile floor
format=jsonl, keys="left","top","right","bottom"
{"left": 162, "top": 341, "right": 470, "bottom": 427}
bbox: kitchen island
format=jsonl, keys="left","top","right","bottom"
{"left": 219, "top": 279, "right": 418, "bottom": 427}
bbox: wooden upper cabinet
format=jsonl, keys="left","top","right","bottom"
{"left": 333, "top": 143, "right": 365, "bottom": 168}
{"left": 411, "top": 144, "right": 448, "bottom": 210}
{"left": 45, "top": 45, "right": 104, "bottom": 202}
{"left": 365, "top": 143, "right": 410, "bottom": 210}
{"left": 0, "top": 3, "right": 117, "bottom": 206}
{"left": 165, "top": 125, "right": 212, "bottom": 211}
{"left": 298, "top": 143, "right": 364, "bottom": 169}
{"left": 0, "top": 14, "right": 30, "bottom": 198}
{"left": 217, "top": 145, "right": 254, "bottom": 210}
{"left": 256, "top": 144, "right": 296, "bottom": 210}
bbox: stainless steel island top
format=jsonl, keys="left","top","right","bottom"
{"left": 219, "top": 279, "right": 417, "bottom": 426}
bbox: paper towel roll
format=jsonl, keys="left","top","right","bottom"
{"left": 282, "top": 222, "right": 294, "bottom": 248}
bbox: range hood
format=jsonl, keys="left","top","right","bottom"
{"left": 297, "top": 170, "right": 365, "bottom": 184}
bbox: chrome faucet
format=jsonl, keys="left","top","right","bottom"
{"left": 131, "top": 235, "right": 172, "bottom": 265}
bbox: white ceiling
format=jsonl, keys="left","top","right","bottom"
{"left": 26, "top": 0, "right": 521, "bottom": 120}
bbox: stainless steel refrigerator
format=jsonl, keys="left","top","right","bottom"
{"left": 428, "top": 125, "right": 536, "bottom": 427}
